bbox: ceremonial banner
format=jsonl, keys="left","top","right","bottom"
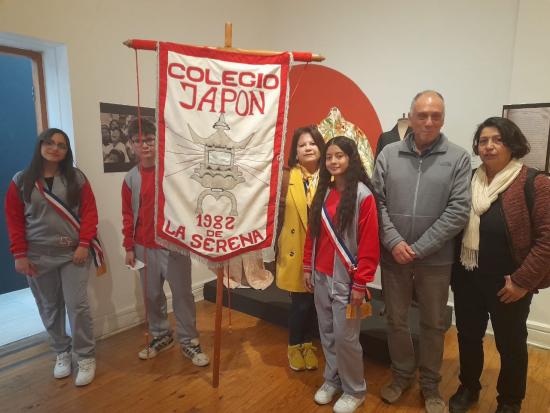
{"left": 156, "top": 42, "right": 291, "bottom": 261}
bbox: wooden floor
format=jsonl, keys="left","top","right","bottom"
{"left": 1, "top": 301, "right": 549, "bottom": 413}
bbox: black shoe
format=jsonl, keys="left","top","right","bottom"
{"left": 138, "top": 334, "right": 174, "bottom": 359}
{"left": 495, "top": 403, "right": 521, "bottom": 413}
{"left": 449, "top": 385, "right": 479, "bottom": 413}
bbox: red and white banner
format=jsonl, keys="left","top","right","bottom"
{"left": 156, "top": 42, "right": 291, "bottom": 261}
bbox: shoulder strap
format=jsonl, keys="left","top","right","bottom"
{"left": 523, "top": 168, "right": 550, "bottom": 290}
{"left": 280, "top": 167, "right": 291, "bottom": 200}
{"left": 524, "top": 168, "right": 550, "bottom": 216}
{"left": 274, "top": 168, "right": 291, "bottom": 247}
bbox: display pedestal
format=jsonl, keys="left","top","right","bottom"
{"left": 203, "top": 281, "right": 453, "bottom": 364}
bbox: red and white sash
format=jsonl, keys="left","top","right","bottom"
{"left": 321, "top": 204, "right": 370, "bottom": 298}
{"left": 35, "top": 181, "right": 106, "bottom": 275}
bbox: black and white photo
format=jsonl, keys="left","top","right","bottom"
{"left": 100, "top": 102, "right": 155, "bottom": 173}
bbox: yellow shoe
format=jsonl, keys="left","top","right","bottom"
{"left": 302, "top": 342, "right": 318, "bottom": 370}
{"left": 288, "top": 344, "right": 306, "bottom": 371}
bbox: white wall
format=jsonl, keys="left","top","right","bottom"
{"left": 1, "top": 0, "right": 548, "bottom": 347}
{"left": 507, "top": 0, "right": 550, "bottom": 348}
{"left": 267, "top": 0, "right": 519, "bottom": 150}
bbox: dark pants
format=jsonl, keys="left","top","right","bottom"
{"left": 288, "top": 292, "right": 317, "bottom": 345}
{"left": 451, "top": 266, "right": 533, "bottom": 406}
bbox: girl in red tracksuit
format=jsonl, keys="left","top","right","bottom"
{"left": 5, "top": 128, "right": 99, "bottom": 387}
{"left": 303, "top": 136, "right": 379, "bottom": 413}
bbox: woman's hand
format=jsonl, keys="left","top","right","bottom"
{"left": 125, "top": 250, "right": 136, "bottom": 267}
{"left": 304, "top": 271, "right": 313, "bottom": 292}
{"left": 350, "top": 289, "right": 366, "bottom": 307}
{"left": 15, "top": 257, "right": 37, "bottom": 276}
{"left": 497, "top": 275, "right": 528, "bottom": 303}
{"left": 72, "top": 246, "right": 89, "bottom": 265}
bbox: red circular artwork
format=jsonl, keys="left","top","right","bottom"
{"left": 284, "top": 64, "right": 382, "bottom": 162}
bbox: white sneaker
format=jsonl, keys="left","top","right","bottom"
{"left": 181, "top": 338, "right": 210, "bottom": 367}
{"left": 53, "top": 351, "right": 72, "bottom": 379}
{"left": 75, "top": 358, "right": 96, "bottom": 386}
{"left": 314, "top": 382, "right": 340, "bottom": 405}
{"left": 333, "top": 393, "right": 365, "bottom": 413}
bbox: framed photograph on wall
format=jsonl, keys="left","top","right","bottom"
{"left": 502, "top": 103, "right": 550, "bottom": 172}
{"left": 100, "top": 102, "right": 155, "bottom": 173}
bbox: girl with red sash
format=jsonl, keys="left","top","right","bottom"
{"left": 303, "top": 136, "right": 379, "bottom": 413}
{"left": 5, "top": 128, "right": 100, "bottom": 386}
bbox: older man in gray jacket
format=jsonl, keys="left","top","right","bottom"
{"left": 372, "top": 90, "right": 471, "bottom": 413}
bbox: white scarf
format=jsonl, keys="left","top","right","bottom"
{"left": 460, "top": 159, "right": 523, "bottom": 270}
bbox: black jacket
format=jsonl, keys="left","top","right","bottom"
{"left": 375, "top": 123, "right": 412, "bottom": 158}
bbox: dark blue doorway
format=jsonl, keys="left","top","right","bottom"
{"left": 0, "top": 53, "right": 39, "bottom": 294}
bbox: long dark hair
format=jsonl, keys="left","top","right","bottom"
{"left": 309, "top": 136, "right": 375, "bottom": 238}
{"left": 22, "top": 128, "right": 80, "bottom": 208}
{"left": 287, "top": 125, "right": 325, "bottom": 168}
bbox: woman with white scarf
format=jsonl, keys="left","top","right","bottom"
{"left": 449, "top": 117, "right": 550, "bottom": 413}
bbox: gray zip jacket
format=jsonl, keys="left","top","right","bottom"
{"left": 12, "top": 170, "right": 87, "bottom": 249}
{"left": 372, "top": 133, "right": 471, "bottom": 265}
{"left": 123, "top": 165, "right": 142, "bottom": 229}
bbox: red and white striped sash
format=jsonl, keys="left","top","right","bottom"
{"left": 321, "top": 204, "right": 370, "bottom": 298}
{"left": 35, "top": 181, "right": 106, "bottom": 275}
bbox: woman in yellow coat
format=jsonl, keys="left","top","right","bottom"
{"left": 276, "top": 125, "right": 325, "bottom": 371}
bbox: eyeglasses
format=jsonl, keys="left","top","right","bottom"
{"left": 42, "top": 140, "right": 68, "bottom": 151}
{"left": 131, "top": 137, "right": 156, "bottom": 146}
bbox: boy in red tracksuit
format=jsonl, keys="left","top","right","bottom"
{"left": 121, "top": 119, "right": 209, "bottom": 366}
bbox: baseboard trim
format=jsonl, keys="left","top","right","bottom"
{"left": 0, "top": 332, "right": 49, "bottom": 359}
{"left": 484, "top": 323, "right": 550, "bottom": 350}
{"left": 93, "top": 278, "right": 549, "bottom": 349}
{"left": 526, "top": 320, "right": 550, "bottom": 349}
{"left": 93, "top": 282, "right": 206, "bottom": 340}
{"left": 449, "top": 302, "right": 550, "bottom": 350}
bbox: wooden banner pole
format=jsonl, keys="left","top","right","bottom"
{"left": 123, "top": 22, "right": 324, "bottom": 62}
{"left": 224, "top": 22, "right": 233, "bottom": 49}
{"left": 212, "top": 266, "right": 224, "bottom": 388}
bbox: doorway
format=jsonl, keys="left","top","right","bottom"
{"left": 0, "top": 34, "right": 73, "bottom": 347}
{"left": 0, "top": 48, "right": 48, "bottom": 346}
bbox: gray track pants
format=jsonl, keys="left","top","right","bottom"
{"left": 314, "top": 271, "right": 366, "bottom": 397}
{"left": 27, "top": 246, "right": 95, "bottom": 360}
{"left": 135, "top": 245, "right": 197, "bottom": 345}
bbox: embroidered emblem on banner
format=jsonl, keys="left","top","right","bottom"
{"left": 188, "top": 114, "right": 252, "bottom": 216}
{"left": 156, "top": 42, "right": 292, "bottom": 261}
